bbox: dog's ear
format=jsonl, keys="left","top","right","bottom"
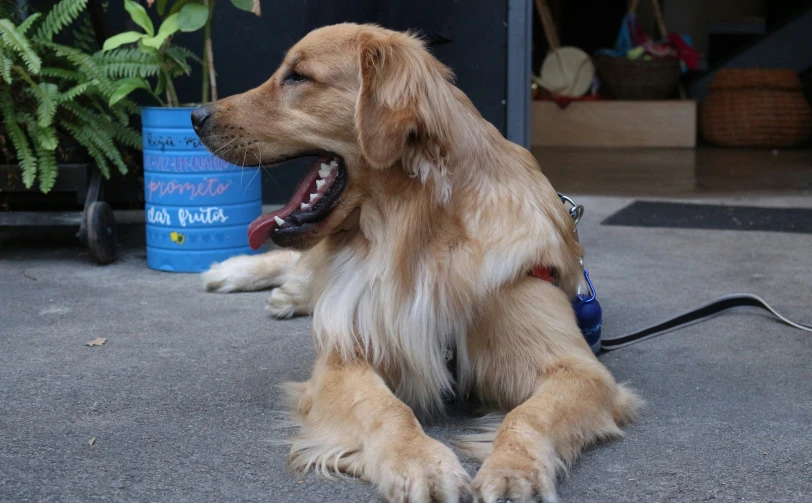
{"left": 355, "top": 30, "right": 453, "bottom": 170}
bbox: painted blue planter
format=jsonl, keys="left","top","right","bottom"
{"left": 142, "top": 107, "right": 262, "bottom": 272}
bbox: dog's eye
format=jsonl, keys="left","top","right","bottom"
{"left": 284, "top": 71, "right": 309, "bottom": 84}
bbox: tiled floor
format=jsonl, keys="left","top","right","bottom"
{"left": 533, "top": 146, "right": 812, "bottom": 197}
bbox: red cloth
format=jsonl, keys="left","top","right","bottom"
{"left": 667, "top": 33, "right": 699, "bottom": 71}
{"left": 536, "top": 93, "right": 602, "bottom": 110}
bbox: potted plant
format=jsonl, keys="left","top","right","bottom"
{"left": 103, "top": 0, "right": 263, "bottom": 273}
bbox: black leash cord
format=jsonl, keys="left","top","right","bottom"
{"left": 600, "top": 294, "right": 812, "bottom": 351}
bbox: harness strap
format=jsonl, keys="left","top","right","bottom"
{"left": 600, "top": 293, "right": 812, "bottom": 351}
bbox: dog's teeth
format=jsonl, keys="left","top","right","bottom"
{"left": 316, "top": 180, "right": 325, "bottom": 190}
{"left": 274, "top": 216, "right": 285, "bottom": 226}
{"left": 329, "top": 159, "right": 338, "bottom": 168}
{"left": 310, "top": 193, "right": 318, "bottom": 202}
{"left": 319, "top": 163, "right": 331, "bottom": 178}
{"left": 300, "top": 203, "right": 310, "bottom": 210}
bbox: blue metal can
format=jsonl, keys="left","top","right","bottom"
{"left": 142, "top": 107, "right": 262, "bottom": 272}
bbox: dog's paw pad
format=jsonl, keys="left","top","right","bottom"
{"left": 473, "top": 453, "right": 558, "bottom": 503}
{"left": 378, "top": 438, "right": 472, "bottom": 503}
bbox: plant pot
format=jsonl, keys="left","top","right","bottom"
{"left": 142, "top": 107, "right": 262, "bottom": 272}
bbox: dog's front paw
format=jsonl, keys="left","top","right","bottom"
{"left": 265, "top": 287, "right": 298, "bottom": 319}
{"left": 265, "top": 285, "right": 310, "bottom": 319}
{"left": 201, "top": 255, "right": 269, "bottom": 293}
{"left": 377, "top": 437, "right": 472, "bottom": 503}
{"left": 473, "top": 444, "right": 559, "bottom": 503}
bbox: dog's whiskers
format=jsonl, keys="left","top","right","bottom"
{"left": 211, "top": 137, "right": 237, "bottom": 156}
{"left": 245, "top": 153, "right": 262, "bottom": 194}
{"left": 255, "top": 147, "right": 278, "bottom": 186}
{"left": 240, "top": 148, "right": 249, "bottom": 186}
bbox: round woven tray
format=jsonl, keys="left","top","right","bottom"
{"left": 701, "top": 69, "right": 812, "bottom": 148}
{"left": 595, "top": 55, "right": 681, "bottom": 100}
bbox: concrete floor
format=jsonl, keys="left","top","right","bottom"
{"left": 1, "top": 195, "right": 811, "bottom": 502}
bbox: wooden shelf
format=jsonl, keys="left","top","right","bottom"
{"left": 532, "top": 100, "right": 698, "bottom": 148}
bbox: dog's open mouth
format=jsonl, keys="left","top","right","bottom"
{"left": 248, "top": 155, "right": 347, "bottom": 249}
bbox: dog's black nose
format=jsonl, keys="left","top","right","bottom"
{"left": 191, "top": 105, "right": 213, "bottom": 133}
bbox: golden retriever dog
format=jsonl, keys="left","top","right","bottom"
{"left": 194, "top": 23, "right": 641, "bottom": 503}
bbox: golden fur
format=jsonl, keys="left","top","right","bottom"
{"left": 198, "top": 23, "right": 641, "bottom": 503}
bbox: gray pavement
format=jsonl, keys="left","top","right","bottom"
{"left": 1, "top": 195, "right": 811, "bottom": 502}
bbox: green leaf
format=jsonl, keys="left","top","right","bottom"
{"left": 61, "top": 104, "right": 129, "bottom": 175}
{"left": 158, "top": 13, "right": 180, "bottom": 36}
{"left": 36, "top": 0, "right": 88, "bottom": 41}
{"left": 36, "top": 126, "right": 59, "bottom": 150}
{"left": 1, "top": 56, "right": 12, "bottom": 83}
{"left": 16, "top": 13, "right": 42, "bottom": 35}
{"left": 140, "top": 35, "right": 166, "bottom": 49}
{"left": 137, "top": 41, "right": 159, "bottom": 54}
{"left": 167, "top": 0, "right": 199, "bottom": 16}
{"left": 36, "top": 144, "right": 58, "bottom": 193}
{"left": 61, "top": 118, "right": 111, "bottom": 178}
{"left": 0, "top": 90, "right": 37, "bottom": 188}
{"left": 108, "top": 76, "right": 151, "bottom": 106}
{"left": 107, "top": 119, "right": 142, "bottom": 150}
{"left": 154, "top": 69, "right": 166, "bottom": 95}
{"left": 157, "top": 0, "right": 168, "bottom": 15}
{"left": 96, "top": 47, "right": 161, "bottom": 79}
{"left": 12, "top": 67, "right": 55, "bottom": 127}
{"left": 43, "top": 41, "right": 117, "bottom": 96}
{"left": 164, "top": 46, "right": 192, "bottom": 76}
{"left": 177, "top": 2, "right": 208, "bottom": 32}
{"left": 230, "top": 0, "right": 254, "bottom": 11}
{"left": 102, "top": 31, "right": 146, "bottom": 51}
{"left": 124, "top": 0, "right": 154, "bottom": 37}
{"left": 58, "top": 82, "right": 92, "bottom": 104}
{"left": 0, "top": 19, "right": 42, "bottom": 74}
{"left": 40, "top": 67, "right": 83, "bottom": 80}
{"left": 141, "top": 13, "right": 179, "bottom": 49}
{"left": 165, "top": 44, "right": 203, "bottom": 64}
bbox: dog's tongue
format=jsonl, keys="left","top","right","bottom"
{"left": 247, "top": 202, "right": 296, "bottom": 250}
{"left": 247, "top": 158, "right": 325, "bottom": 250}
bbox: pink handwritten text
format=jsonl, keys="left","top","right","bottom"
{"left": 147, "top": 177, "right": 232, "bottom": 200}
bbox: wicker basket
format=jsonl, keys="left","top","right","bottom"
{"left": 594, "top": 0, "right": 681, "bottom": 100}
{"left": 700, "top": 69, "right": 812, "bottom": 148}
{"left": 595, "top": 55, "right": 681, "bottom": 100}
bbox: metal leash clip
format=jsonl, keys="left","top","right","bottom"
{"left": 558, "top": 192, "right": 584, "bottom": 225}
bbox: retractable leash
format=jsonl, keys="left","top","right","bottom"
{"left": 557, "top": 194, "right": 812, "bottom": 354}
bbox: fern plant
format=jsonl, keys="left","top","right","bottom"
{"left": 0, "top": 0, "right": 142, "bottom": 193}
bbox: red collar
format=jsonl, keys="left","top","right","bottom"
{"left": 530, "top": 266, "right": 556, "bottom": 283}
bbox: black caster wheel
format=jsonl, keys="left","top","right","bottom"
{"left": 86, "top": 201, "right": 117, "bottom": 265}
